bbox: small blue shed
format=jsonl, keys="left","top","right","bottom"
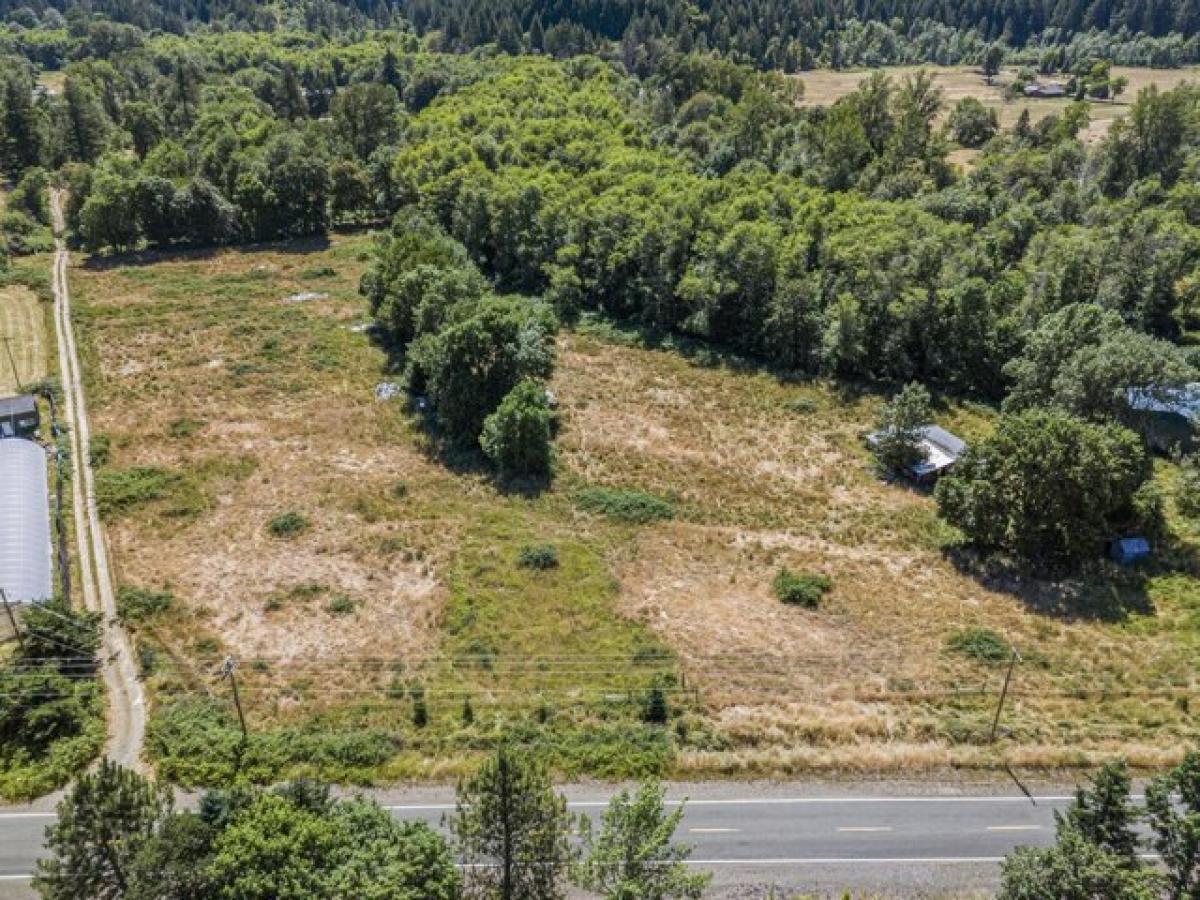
{"left": 1110, "top": 537, "right": 1151, "bottom": 566}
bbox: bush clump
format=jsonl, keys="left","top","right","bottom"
{"left": 96, "top": 466, "right": 194, "bottom": 518}
{"left": 575, "top": 487, "right": 675, "bottom": 524}
{"left": 1178, "top": 456, "right": 1200, "bottom": 520}
{"left": 117, "top": 586, "right": 174, "bottom": 623}
{"left": 946, "top": 627, "right": 1011, "bottom": 663}
{"left": 267, "top": 511, "right": 310, "bottom": 538}
{"left": 772, "top": 569, "right": 832, "bottom": 607}
{"left": 518, "top": 544, "right": 559, "bottom": 570}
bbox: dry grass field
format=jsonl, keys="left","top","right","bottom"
{"left": 69, "top": 233, "right": 1200, "bottom": 782}
{"left": 0, "top": 284, "right": 46, "bottom": 394}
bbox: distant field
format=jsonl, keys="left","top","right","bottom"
{"left": 71, "top": 234, "right": 1200, "bottom": 782}
{"left": 800, "top": 65, "right": 1200, "bottom": 148}
{"left": 0, "top": 284, "right": 46, "bottom": 394}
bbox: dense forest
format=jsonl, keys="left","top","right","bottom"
{"left": 5, "top": 0, "right": 1200, "bottom": 66}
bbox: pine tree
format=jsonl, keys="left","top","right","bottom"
{"left": 34, "top": 761, "right": 172, "bottom": 900}
{"left": 450, "top": 746, "right": 576, "bottom": 900}
{"left": 529, "top": 14, "right": 545, "bottom": 53}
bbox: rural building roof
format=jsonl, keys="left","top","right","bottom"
{"left": 866, "top": 424, "right": 967, "bottom": 478}
{"left": 1126, "top": 383, "right": 1200, "bottom": 422}
{"left": 0, "top": 438, "right": 52, "bottom": 603}
{"left": 0, "top": 394, "right": 38, "bottom": 439}
{"left": 0, "top": 394, "right": 36, "bottom": 419}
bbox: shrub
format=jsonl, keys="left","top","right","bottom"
{"left": 326, "top": 595, "right": 355, "bottom": 615}
{"left": 1178, "top": 456, "right": 1200, "bottom": 519}
{"left": 575, "top": 488, "right": 675, "bottom": 524}
{"left": 947, "top": 628, "right": 1011, "bottom": 663}
{"left": 392, "top": 480, "right": 409, "bottom": 499}
{"left": 96, "top": 466, "right": 193, "bottom": 518}
{"left": 267, "top": 511, "right": 310, "bottom": 538}
{"left": 518, "top": 544, "right": 559, "bottom": 570}
{"left": 642, "top": 684, "right": 669, "bottom": 724}
{"left": 89, "top": 434, "right": 111, "bottom": 468}
{"left": 411, "top": 684, "right": 428, "bottom": 728}
{"left": 117, "top": 586, "right": 174, "bottom": 622}
{"left": 167, "top": 417, "right": 205, "bottom": 438}
{"left": 772, "top": 569, "right": 832, "bottom": 607}
{"left": 300, "top": 265, "right": 337, "bottom": 278}
{"left": 480, "top": 380, "right": 556, "bottom": 479}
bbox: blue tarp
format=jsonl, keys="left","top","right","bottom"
{"left": 1110, "top": 537, "right": 1151, "bottom": 565}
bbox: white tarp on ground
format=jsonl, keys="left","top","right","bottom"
{"left": 0, "top": 438, "right": 52, "bottom": 603}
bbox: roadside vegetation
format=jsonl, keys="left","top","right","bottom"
{"left": 999, "top": 753, "right": 1200, "bottom": 899}
{"left": 34, "top": 750, "right": 707, "bottom": 900}
{"left": 0, "top": 601, "right": 103, "bottom": 800}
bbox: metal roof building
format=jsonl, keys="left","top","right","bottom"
{"left": 0, "top": 438, "right": 52, "bottom": 604}
{"left": 866, "top": 424, "right": 967, "bottom": 482}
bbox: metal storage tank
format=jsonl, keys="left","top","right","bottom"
{"left": 0, "top": 438, "right": 52, "bottom": 603}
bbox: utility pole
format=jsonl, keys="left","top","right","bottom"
{"left": 1, "top": 589, "right": 25, "bottom": 653}
{"left": 221, "top": 655, "right": 248, "bottom": 741}
{"left": 990, "top": 647, "right": 1021, "bottom": 742}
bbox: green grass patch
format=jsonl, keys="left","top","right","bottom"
{"left": 167, "top": 417, "right": 206, "bottom": 438}
{"left": 946, "top": 627, "right": 1011, "bottom": 663}
{"left": 772, "top": 569, "right": 832, "bottom": 607}
{"left": 575, "top": 487, "right": 675, "bottom": 524}
{"left": 95, "top": 465, "right": 207, "bottom": 520}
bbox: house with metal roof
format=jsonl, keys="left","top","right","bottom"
{"left": 866, "top": 424, "right": 967, "bottom": 483}
{"left": 1126, "top": 383, "right": 1200, "bottom": 453}
{"left": 1024, "top": 81, "right": 1069, "bottom": 98}
{"left": 0, "top": 394, "right": 38, "bottom": 439}
{"left": 0, "top": 438, "right": 52, "bottom": 603}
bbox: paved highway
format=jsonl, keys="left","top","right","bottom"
{"left": 0, "top": 780, "right": 1084, "bottom": 898}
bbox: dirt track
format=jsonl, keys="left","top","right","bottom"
{"left": 50, "top": 192, "right": 145, "bottom": 770}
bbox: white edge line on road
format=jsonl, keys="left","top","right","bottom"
{"left": 987, "top": 825, "right": 1043, "bottom": 831}
{"left": 689, "top": 827, "right": 740, "bottom": 833}
{"left": 0, "top": 814, "right": 55, "bottom": 819}
{"left": 379, "top": 796, "right": 1082, "bottom": 812}
{"left": 838, "top": 826, "right": 893, "bottom": 832}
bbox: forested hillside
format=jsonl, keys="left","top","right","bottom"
{"left": 4, "top": 0, "right": 1200, "bottom": 66}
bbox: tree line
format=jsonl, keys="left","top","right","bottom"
{"left": 33, "top": 745, "right": 1200, "bottom": 899}
{"left": 34, "top": 748, "right": 709, "bottom": 899}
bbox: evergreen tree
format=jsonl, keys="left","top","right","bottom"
{"left": 34, "top": 762, "right": 172, "bottom": 900}
{"left": 450, "top": 746, "right": 576, "bottom": 900}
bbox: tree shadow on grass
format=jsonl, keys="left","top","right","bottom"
{"left": 79, "top": 235, "right": 334, "bottom": 271}
{"left": 942, "top": 544, "right": 1158, "bottom": 623}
